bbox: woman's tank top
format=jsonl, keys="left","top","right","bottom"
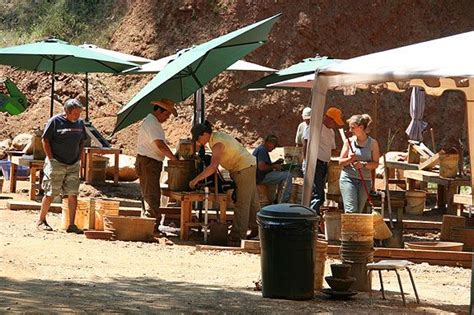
{"left": 341, "top": 136, "right": 373, "bottom": 180}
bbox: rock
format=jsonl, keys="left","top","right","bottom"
{"left": 104, "top": 154, "right": 138, "bottom": 182}
{"left": 11, "top": 133, "right": 32, "bottom": 151}
{"left": 0, "top": 139, "right": 11, "bottom": 159}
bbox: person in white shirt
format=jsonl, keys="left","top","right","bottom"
{"left": 295, "top": 106, "right": 311, "bottom": 146}
{"left": 302, "top": 107, "right": 344, "bottom": 214}
{"left": 135, "top": 99, "right": 178, "bottom": 225}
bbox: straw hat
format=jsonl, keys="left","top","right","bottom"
{"left": 151, "top": 99, "right": 177, "bottom": 116}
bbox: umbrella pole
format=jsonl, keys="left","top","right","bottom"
{"left": 193, "top": 88, "right": 205, "bottom": 126}
{"left": 85, "top": 73, "right": 89, "bottom": 122}
{"left": 50, "top": 63, "right": 56, "bottom": 117}
{"left": 200, "top": 88, "right": 205, "bottom": 123}
{"left": 193, "top": 92, "right": 197, "bottom": 126}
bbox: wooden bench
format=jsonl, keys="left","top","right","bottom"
{"left": 9, "top": 155, "right": 44, "bottom": 201}
{"left": 162, "top": 188, "right": 228, "bottom": 240}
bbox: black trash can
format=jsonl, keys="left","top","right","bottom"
{"left": 257, "top": 203, "right": 319, "bottom": 300}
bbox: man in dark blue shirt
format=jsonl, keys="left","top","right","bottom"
{"left": 252, "top": 135, "right": 293, "bottom": 203}
{"left": 36, "top": 99, "right": 88, "bottom": 233}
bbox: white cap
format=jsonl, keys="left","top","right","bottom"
{"left": 302, "top": 107, "right": 311, "bottom": 119}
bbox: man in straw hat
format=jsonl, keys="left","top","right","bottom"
{"left": 135, "top": 99, "right": 178, "bottom": 228}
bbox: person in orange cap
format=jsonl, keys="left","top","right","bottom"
{"left": 303, "top": 107, "right": 344, "bottom": 214}
{"left": 135, "top": 99, "right": 178, "bottom": 228}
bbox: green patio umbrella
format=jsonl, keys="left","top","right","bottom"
{"left": 0, "top": 38, "right": 138, "bottom": 117}
{"left": 113, "top": 14, "right": 281, "bottom": 134}
{"left": 243, "top": 56, "right": 341, "bottom": 90}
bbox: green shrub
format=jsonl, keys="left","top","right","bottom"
{"left": 0, "top": 0, "right": 127, "bottom": 46}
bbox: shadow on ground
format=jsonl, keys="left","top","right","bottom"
{"left": 0, "top": 277, "right": 468, "bottom": 313}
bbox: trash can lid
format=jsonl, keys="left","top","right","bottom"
{"left": 257, "top": 203, "right": 318, "bottom": 220}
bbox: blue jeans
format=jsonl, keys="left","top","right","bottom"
{"left": 339, "top": 172, "right": 372, "bottom": 213}
{"left": 310, "top": 160, "right": 328, "bottom": 215}
{"left": 260, "top": 171, "right": 293, "bottom": 203}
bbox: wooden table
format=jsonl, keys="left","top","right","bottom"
{"left": 9, "top": 155, "right": 44, "bottom": 200}
{"left": 83, "top": 147, "right": 121, "bottom": 184}
{"left": 162, "top": 188, "right": 228, "bottom": 240}
{"left": 403, "top": 170, "right": 471, "bottom": 214}
{"left": 384, "top": 160, "right": 419, "bottom": 189}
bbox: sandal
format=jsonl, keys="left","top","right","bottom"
{"left": 36, "top": 220, "right": 53, "bottom": 232}
{"left": 66, "top": 224, "right": 83, "bottom": 234}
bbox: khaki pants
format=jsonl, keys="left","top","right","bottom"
{"left": 230, "top": 165, "right": 260, "bottom": 239}
{"left": 135, "top": 155, "right": 163, "bottom": 221}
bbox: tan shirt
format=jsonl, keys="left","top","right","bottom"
{"left": 209, "top": 132, "right": 256, "bottom": 173}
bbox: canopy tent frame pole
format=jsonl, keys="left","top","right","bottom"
{"left": 302, "top": 71, "right": 327, "bottom": 206}
{"left": 50, "top": 61, "right": 56, "bottom": 117}
{"left": 466, "top": 83, "right": 474, "bottom": 315}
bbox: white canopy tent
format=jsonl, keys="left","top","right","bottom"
{"left": 290, "top": 31, "right": 474, "bottom": 207}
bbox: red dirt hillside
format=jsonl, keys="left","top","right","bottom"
{"left": 1, "top": 0, "right": 474, "bottom": 154}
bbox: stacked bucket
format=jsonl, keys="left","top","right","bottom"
{"left": 313, "top": 240, "right": 328, "bottom": 291}
{"left": 340, "top": 214, "right": 374, "bottom": 291}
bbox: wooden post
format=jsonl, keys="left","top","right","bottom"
{"left": 9, "top": 162, "right": 16, "bottom": 193}
{"left": 114, "top": 151, "right": 120, "bottom": 184}
{"left": 29, "top": 165, "right": 37, "bottom": 200}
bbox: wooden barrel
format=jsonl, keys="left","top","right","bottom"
{"left": 90, "top": 155, "right": 108, "bottom": 183}
{"left": 341, "top": 214, "right": 374, "bottom": 241}
{"left": 283, "top": 146, "right": 302, "bottom": 164}
{"left": 405, "top": 190, "right": 426, "bottom": 215}
{"left": 440, "top": 215, "right": 466, "bottom": 241}
{"left": 327, "top": 160, "right": 342, "bottom": 195}
{"left": 95, "top": 199, "right": 120, "bottom": 230}
{"left": 313, "top": 240, "right": 328, "bottom": 291}
{"left": 372, "top": 211, "right": 392, "bottom": 240}
{"left": 439, "top": 153, "right": 459, "bottom": 178}
{"left": 62, "top": 198, "right": 94, "bottom": 230}
{"left": 167, "top": 160, "right": 196, "bottom": 191}
{"left": 178, "top": 138, "right": 194, "bottom": 160}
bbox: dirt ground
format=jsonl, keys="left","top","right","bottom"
{"left": 0, "top": 193, "right": 471, "bottom": 314}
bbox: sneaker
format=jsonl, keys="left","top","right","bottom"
{"left": 66, "top": 224, "right": 84, "bottom": 234}
{"left": 36, "top": 220, "right": 53, "bottom": 232}
{"left": 246, "top": 230, "right": 259, "bottom": 240}
{"left": 228, "top": 233, "right": 241, "bottom": 247}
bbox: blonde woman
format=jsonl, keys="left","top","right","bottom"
{"left": 338, "top": 114, "right": 380, "bottom": 213}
